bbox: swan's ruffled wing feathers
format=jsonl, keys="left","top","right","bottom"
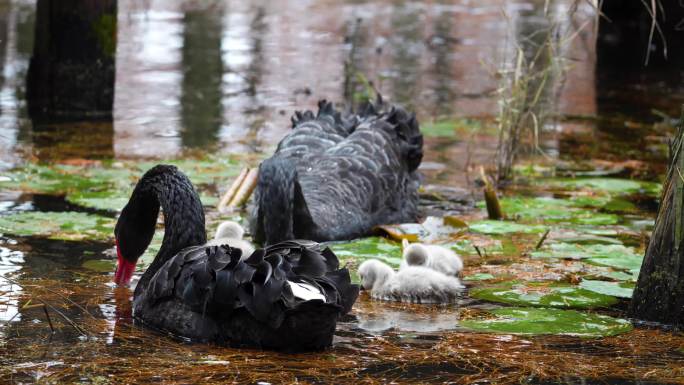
{"left": 252, "top": 98, "right": 423, "bottom": 242}
{"left": 143, "top": 241, "right": 358, "bottom": 328}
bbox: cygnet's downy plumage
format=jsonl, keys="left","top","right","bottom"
{"left": 400, "top": 239, "right": 463, "bottom": 277}
{"left": 205, "top": 221, "right": 255, "bottom": 257}
{"left": 357, "top": 259, "right": 463, "bottom": 304}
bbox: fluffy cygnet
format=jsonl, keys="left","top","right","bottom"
{"left": 205, "top": 221, "right": 255, "bottom": 257}
{"left": 400, "top": 239, "right": 463, "bottom": 277}
{"left": 357, "top": 259, "right": 464, "bottom": 304}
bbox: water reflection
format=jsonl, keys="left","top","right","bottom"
{"left": 179, "top": 2, "right": 223, "bottom": 148}
{"left": 0, "top": 0, "right": 33, "bottom": 168}
{"left": 0, "top": 246, "right": 23, "bottom": 326}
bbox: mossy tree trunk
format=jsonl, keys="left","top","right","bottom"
{"left": 629, "top": 110, "right": 684, "bottom": 326}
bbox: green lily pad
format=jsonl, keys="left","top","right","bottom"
{"left": 136, "top": 156, "right": 241, "bottom": 186}
{"left": 327, "top": 237, "right": 402, "bottom": 267}
{"left": 470, "top": 282, "right": 618, "bottom": 309}
{"left": 66, "top": 190, "right": 131, "bottom": 211}
{"left": 586, "top": 252, "right": 643, "bottom": 272}
{"left": 0, "top": 211, "right": 114, "bottom": 241}
{"left": 531, "top": 243, "right": 638, "bottom": 263}
{"left": 461, "top": 307, "right": 633, "bottom": 337}
{"left": 463, "top": 273, "right": 495, "bottom": 281}
{"left": 551, "top": 231, "right": 622, "bottom": 245}
{"left": 0, "top": 164, "right": 103, "bottom": 194}
{"left": 579, "top": 280, "right": 635, "bottom": 299}
{"left": 469, "top": 220, "right": 547, "bottom": 235}
{"left": 602, "top": 198, "right": 638, "bottom": 213}
{"left": 483, "top": 197, "right": 619, "bottom": 225}
{"left": 600, "top": 270, "right": 638, "bottom": 281}
{"left": 1, "top": 157, "right": 241, "bottom": 210}
{"left": 547, "top": 177, "right": 661, "bottom": 196}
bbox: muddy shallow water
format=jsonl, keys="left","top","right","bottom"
{"left": 1, "top": 0, "right": 684, "bottom": 384}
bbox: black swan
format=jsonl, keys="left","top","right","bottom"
{"left": 251, "top": 98, "right": 423, "bottom": 245}
{"left": 113, "top": 165, "right": 359, "bottom": 351}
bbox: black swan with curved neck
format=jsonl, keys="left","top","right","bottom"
{"left": 250, "top": 98, "right": 423, "bottom": 245}
{"left": 114, "top": 165, "right": 359, "bottom": 351}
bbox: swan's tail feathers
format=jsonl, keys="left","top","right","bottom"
{"left": 386, "top": 106, "right": 423, "bottom": 172}
{"left": 357, "top": 92, "right": 388, "bottom": 118}
{"left": 290, "top": 99, "right": 353, "bottom": 136}
{"left": 354, "top": 96, "right": 423, "bottom": 172}
{"left": 251, "top": 157, "right": 314, "bottom": 245}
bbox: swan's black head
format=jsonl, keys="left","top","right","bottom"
{"left": 114, "top": 190, "right": 159, "bottom": 285}
{"left": 113, "top": 164, "right": 206, "bottom": 286}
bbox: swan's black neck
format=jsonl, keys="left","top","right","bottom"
{"left": 116, "top": 165, "right": 206, "bottom": 290}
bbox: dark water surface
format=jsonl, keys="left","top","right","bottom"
{"left": 1, "top": 0, "right": 684, "bottom": 383}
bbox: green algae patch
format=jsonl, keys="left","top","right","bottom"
{"left": 328, "top": 237, "right": 402, "bottom": 267}
{"left": 579, "top": 280, "right": 635, "bottom": 299}
{"left": 469, "top": 220, "right": 547, "bottom": 235}
{"left": 461, "top": 307, "right": 633, "bottom": 337}
{"left": 0, "top": 211, "right": 114, "bottom": 241}
{"left": 470, "top": 282, "right": 618, "bottom": 309}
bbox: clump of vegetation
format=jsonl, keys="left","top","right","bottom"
{"left": 495, "top": 6, "right": 588, "bottom": 182}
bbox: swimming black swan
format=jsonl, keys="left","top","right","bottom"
{"left": 114, "top": 165, "right": 359, "bottom": 351}
{"left": 251, "top": 98, "right": 423, "bottom": 245}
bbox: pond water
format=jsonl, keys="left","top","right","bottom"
{"left": 1, "top": 0, "right": 684, "bottom": 383}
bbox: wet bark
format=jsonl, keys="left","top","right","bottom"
{"left": 629, "top": 110, "right": 684, "bottom": 326}
{"left": 26, "top": 0, "right": 117, "bottom": 119}
{"left": 598, "top": 1, "right": 684, "bottom": 68}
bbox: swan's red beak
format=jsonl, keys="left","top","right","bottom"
{"left": 114, "top": 239, "right": 136, "bottom": 286}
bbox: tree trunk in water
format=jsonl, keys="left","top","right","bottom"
{"left": 27, "top": 0, "right": 117, "bottom": 119}
{"left": 629, "top": 110, "right": 684, "bottom": 326}
{"left": 26, "top": 0, "right": 117, "bottom": 160}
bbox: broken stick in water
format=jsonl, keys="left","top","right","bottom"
{"left": 228, "top": 168, "right": 258, "bottom": 209}
{"left": 218, "top": 168, "right": 250, "bottom": 213}
{"left": 480, "top": 166, "right": 503, "bottom": 220}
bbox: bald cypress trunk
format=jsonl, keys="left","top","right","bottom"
{"left": 27, "top": 0, "right": 117, "bottom": 119}
{"left": 629, "top": 110, "right": 684, "bottom": 326}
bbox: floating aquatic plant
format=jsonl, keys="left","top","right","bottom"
{"left": 470, "top": 281, "right": 618, "bottom": 309}
{"left": 469, "top": 220, "right": 547, "bottom": 235}
{"left": 0, "top": 211, "right": 114, "bottom": 241}
{"left": 327, "top": 237, "right": 402, "bottom": 267}
{"left": 579, "top": 280, "right": 634, "bottom": 299}
{"left": 461, "top": 307, "right": 633, "bottom": 337}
